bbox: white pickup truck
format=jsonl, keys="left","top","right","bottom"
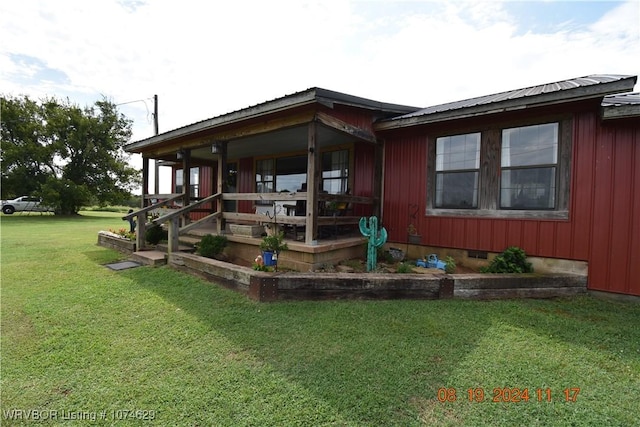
{"left": 1, "top": 196, "right": 53, "bottom": 214}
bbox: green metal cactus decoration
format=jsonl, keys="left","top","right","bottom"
{"left": 359, "top": 216, "right": 388, "bottom": 272}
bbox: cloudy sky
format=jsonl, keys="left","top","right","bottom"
{"left": 1, "top": 0, "right": 638, "bottom": 190}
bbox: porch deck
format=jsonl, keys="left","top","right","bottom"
{"left": 180, "top": 221, "right": 367, "bottom": 271}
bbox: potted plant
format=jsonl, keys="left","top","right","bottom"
{"left": 259, "top": 231, "right": 288, "bottom": 268}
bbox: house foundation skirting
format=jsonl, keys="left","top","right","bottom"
{"left": 221, "top": 236, "right": 367, "bottom": 272}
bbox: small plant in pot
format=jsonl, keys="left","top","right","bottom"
{"left": 259, "top": 231, "right": 288, "bottom": 269}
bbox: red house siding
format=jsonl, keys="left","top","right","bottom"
{"left": 237, "top": 157, "right": 254, "bottom": 214}
{"left": 587, "top": 118, "right": 640, "bottom": 294}
{"left": 382, "top": 111, "right": 640, "bottom": 296}
{"left": 352, "top": 142, "right": 376, "bottom": 217}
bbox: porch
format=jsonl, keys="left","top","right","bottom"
{"left": 124, "top": 194, "right": 366, "bottom": 271}
{"left": 171, "top": 220, "right": 367, "bottom": 272}
{"left": 123, "top": 89, "right": 405, "bottom": 272}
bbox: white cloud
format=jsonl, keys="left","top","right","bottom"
{"left": 1, "top": 0, "right": 638, "bottom": 145}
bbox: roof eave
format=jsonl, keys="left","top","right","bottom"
{"left": 125, "top": 88, "right": 419, "bottom": 153}
{"left": 375, "top": 76, "right": 638, "bottom": 131}
{"left": 601, "top": 104, "right": 640, "bottom": 120}
{"left": 125, "top": 90, "right": 319, "bottom": 153}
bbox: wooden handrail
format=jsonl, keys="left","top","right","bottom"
{"left": 122, "top": 193, "right": 183, "bottom": 220}
{"left": 220, "top": 192, "right": 373, "bottom": 204}
{"left": 151, "top": 192, "right": 221, "bottom": 225}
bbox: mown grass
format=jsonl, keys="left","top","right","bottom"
{"left": 1, "top": 213, "right": 639, "bottom": 426}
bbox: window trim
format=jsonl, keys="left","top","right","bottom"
{"left": 254, "top": 146, "right": 354, "bottom": 196}
{"left": 175, "top": 167, "right": 200, "bottom": 198}
{"left": 434, "top": 132, "right": 481, "bottom": 209}
{"left": 426, "top": 117, "right": 572, "bottom": 220}
{"left": 499, "top": 122, "right": 559, "bottom": 210}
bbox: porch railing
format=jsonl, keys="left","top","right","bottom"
{"left": 125, "top": 192, "right": 371, "bottom": 253}
{"left": 123, "top": 193, "right": 183, "bottom": 251}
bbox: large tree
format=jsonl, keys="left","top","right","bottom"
{"left": 1, "top": 95, "right": 140, "bottom": 214}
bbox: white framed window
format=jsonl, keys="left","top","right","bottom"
{"left": 175, "top": 167, "right": 199, "bottom": 197}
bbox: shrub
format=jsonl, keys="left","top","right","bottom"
{"left": 444, "top": 256, "right": 456, "bottom": 274}
{"left": 396, "top": 262, "right": 413, "bottom": 274}
{"left": 252, "top": 263, "right": 271, "bottom": 272}
{"left": 480, "top": 246, "right": 533, "bottom": 274}
{"left": 145, "top": 225, "right": 167, "bottom": 245}
{"left": 197, "top": 234, "right": 227, "bottom": 258}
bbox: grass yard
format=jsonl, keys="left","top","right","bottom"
{"left": 1, "top": 213, "right": 639, "bottom": 426}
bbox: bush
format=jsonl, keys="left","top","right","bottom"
{"left": 480, "top": 247, "right": 533, "bottom": 274}
{"left": 396, "top": 262, "right": 413, "bottom": 273}
{"left": 145, "top": 225, "right": 167, "bottom": 245}
{"left": 444, "top": 256, "right": 456, "bottom": 274}
{"left": 197, "top": 234, "right": 227, "bottom": 259}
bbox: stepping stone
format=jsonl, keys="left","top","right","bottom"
{"left": 105, "top": 261, "right": 141, "bottom": 271}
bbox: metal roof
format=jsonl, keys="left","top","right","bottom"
{"left": 601, "top": 92, "right": 640, "bottom": 120}
{"left": 126, "top": 87, "right": 418, "bottom": 152}
{"left": 375, "top": 74, "right": 638, "bottom": 130}
{"left": 601, "top": 92, "right": 640, "bottom": 106}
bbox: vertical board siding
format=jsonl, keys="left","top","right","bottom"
{"left": 588, "top": 123, "right": 640, "bottom": 295}
{"left": 193, "top": 165, "right": 214, "bottom": 221}
{"left": 329, "top": 105, "right": 377, "bottom": 133}
{"left": 382, "top": 134, "right": 427, "bottom": 240}
{"left": 537, "top": 222, "right": 556, "bottom": 257}
{"left": 571, "top": 113, "right": 596, "bottom": 261}
{"left": 608, "top": 126, "right": 632, "bottom": 292}
{"left": 630, "top": 128, "right": 640, "bottom": 294}
{"left": 200, "top": 165, "right": 213, "bottom": 197}
{"left": 382, "top": 111, "right": 639, "bottom": 295}
{"left": 353, "top": 142, "right": 375, "bottom": 217}
{"left": 238, "top": 157, "right": 254, "bottom": 214}
{"left": 477, "top": 219, "right": 494, "bottom": 251}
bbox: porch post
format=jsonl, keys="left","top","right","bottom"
{"left": 167, "top": 217, "right": 180, "bottom": 255}
{"left": 154, "top": 161, "right": 160, "bottom": 195}
{"left": 216, "top": 141, "right": 227, "bottom": 235}
{"left": 142, "top": 156, "right": 150, "bottom": 208}
{"left": 138, "top": 157, "right": 149, "bottom": 250}
{"left": 182, "top": 149, "right": 191, "bottom": 207}
{"left": 136, "top": 212, "right": 146, "bottom": 251}
{"left": 305, "top": 121, "right": 319, "bottom": 244}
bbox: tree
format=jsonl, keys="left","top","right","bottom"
{"left": 1, "top": 95, "right": 140, "bottom": 214}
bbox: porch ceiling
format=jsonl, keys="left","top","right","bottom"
{"left": 188, "top": 123, "right": 355, "bottom": 161}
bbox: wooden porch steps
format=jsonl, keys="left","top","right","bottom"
{"left": 157, "top": 241, "right": 197, "bottom": 253}
{"left": 178, "top": 235, "right": 202, "bottom": 247}
{"left": 131, "top": 250, "right": 167, "bottom": 266}
{"left": 153, "top": 233, "right": 203, "bottom": 254}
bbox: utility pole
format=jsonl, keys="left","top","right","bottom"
{"left": 153, "top": 94, "right": 160, "bottom": 194}
{"left": 153, "top": 94, "right": 158, "bottom": 135}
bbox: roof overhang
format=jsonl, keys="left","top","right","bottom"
{"left": 125, "top": 88, "right": 417, "bottom": 154}
{"left": 374, "top": 75, "right": 638, "bottom": 131}
{"left": 601, "top": 92, "right": 640, "bottom": 120}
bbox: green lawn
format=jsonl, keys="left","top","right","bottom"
{"left": 1, "top": 213, "right": 639, "bottom": 426}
